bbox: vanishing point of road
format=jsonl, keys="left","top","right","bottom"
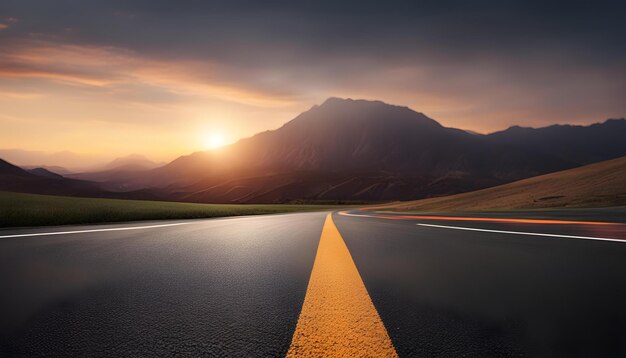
{"left": 1, "top": 209, "right": 626, "bottom": 357}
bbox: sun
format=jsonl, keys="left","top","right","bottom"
{"left": 204, "top": 133, "right": 226, "bottom": 150}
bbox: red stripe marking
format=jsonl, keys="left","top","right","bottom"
{"left": 370, "top": 214, "right": 621, "bottom": 226}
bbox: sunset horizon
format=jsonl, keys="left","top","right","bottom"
{"left": 2, "top": 1, "right": 625, "bottom": 164}
{"left": 3, "top": 95, "right": 624, "bottom": 169}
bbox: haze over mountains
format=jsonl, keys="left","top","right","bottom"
{"left": 66, "top": 154, "right": 163, "bottom": 190}
{"left": 2, "top": 98, "right": 625, "bottom": 203}
{"left": 0, "top": 149, "right": 109, "bottom": 172}
{"left": 0, "top": 159, "right": 158, "bottom": 200}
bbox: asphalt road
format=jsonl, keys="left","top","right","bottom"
{"left": 1, "top": 210, "right": 626, "bottom": 357}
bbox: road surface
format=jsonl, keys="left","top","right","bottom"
{"left": 1, "top": 210, "right": 625, "bottom": 357}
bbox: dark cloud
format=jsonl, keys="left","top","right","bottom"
{"left": 0, "top": 0, "right": 624, "bottom": 129}
{"left": 3, "top": 1, "right": 624, "bottom": 61}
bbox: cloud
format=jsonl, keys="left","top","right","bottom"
{"left": 0, "top": 16, "right": 18, "bottom": 30}
{"left": 0, "top": 40, "right": 302, "bottom": 108}
{"left": 0, "top": 0, "right": 624, "bottom": 132}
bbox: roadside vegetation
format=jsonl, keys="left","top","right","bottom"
{"left": 0, "top": 191, "right": 348, "bottom": 228}
{"left": 379, "top": 156, "right": 626, "bottom": 213}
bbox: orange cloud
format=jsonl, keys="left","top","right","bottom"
{"left": 0, "top": 41, "right": 299, "bottom": 107}
{"left": 0, "top": 40, "right": 310, "bottom": 162}
{"left": 0, "top": 90, "right": 44, "bottom": 100}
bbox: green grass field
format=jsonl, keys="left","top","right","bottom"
{"left": 0, "top": 191, "right": 348, "bottom": 228}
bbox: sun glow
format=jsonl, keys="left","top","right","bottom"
{"left": 204, "top": 133, "right": 226, "bottom": 150}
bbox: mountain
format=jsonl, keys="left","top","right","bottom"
{"left": 27, "top": 167, "right": 64, "bottom": 179}
{"left": 380, "top": 155, "right": 626, "bottom": 212}
{"left": 122, "top": 98, "right": 625, "bottom": 203}
{"left": 0, "top": 149, "right": 108, "bottom": 171}
{"left": 0, "top": 158, "right": 160, "bottom": 200}
{"left": 65, "top": 154, "right": 163, "bottom": 191}
{"left": 103, "top": 154, "right": 161, "bottom": 171}
{"left": 0, "top": 158, "right": 31, "bottom": 177}
{"left": 21, "top": 165, "right": 73, "bottom": 175}
{"left": 487, "top": 119, "right": 626, "bottom": 166}
{"left": 0, "top": 158, "right": 98, "bottom": 195}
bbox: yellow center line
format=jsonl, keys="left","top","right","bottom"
{"left": 287, "top": 213, "right": 398, "bottom": 357}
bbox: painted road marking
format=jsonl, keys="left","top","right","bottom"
{"left": 0, "top": 222, "right": 193, "bottom": 239}
{"left": 337, "top": 210, "right": 376, "bottom": 218}
{"left": 287, "top": 213, "right": 397, "bottom": 357}
{"left": 0, "top": 213, "right": 306, "bottom": 239}
{"left": 339, "top": 210, "right": 620, "bottom": 226}
{"left": 384, "top": 215, "right": 618, "bottom": 226}
{"left": 417, "top": 223, "right": 626, "bottom": 243}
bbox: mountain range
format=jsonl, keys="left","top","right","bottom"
{"left": 0, "top": 158, "right": 158, "bottom": 200}
{"left": 0, "top": 149, "right": 109, "bottom": 172}
{"left": 65, "top": 154, "right": 162, "bottom": 191}
{"left": 1, "top": 98, "right": 625, "bottom": 203}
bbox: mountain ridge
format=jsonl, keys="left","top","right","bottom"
{"left": 2, "top": 98, "right": 625, "bottom": 203}
{"left": 0, "top": 158, "right": 161, "bottom": 200}
{"left": 122, "top": 98, "right": 624, "bottom": 203}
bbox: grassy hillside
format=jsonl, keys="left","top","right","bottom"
{"left": 381, "top": 156, "right": 626, "bottom": 212}
{"left": 0, "top": 191, "right": 346, "bottom": 228}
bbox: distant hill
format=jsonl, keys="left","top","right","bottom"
{"left": 66, "top": 154, "right": 163, "bottom": 190}
{"left": 21, "top": 165, "right": 73, "bottom": 175}
{"left": 0, "top": 149, "right": 107, "bottom": 172}
{"left": 381, "top": 156, "right": 626, "bottom": 212}
{"left": 0, "top": 158, "right": 31, "bottom": 177}
{"left": 0, "top": 158, "right": 102, "bottom": 196}
{"left": 27, "top": 167, "right": 64, "bottom": 179}
{"left": 125, "top": 98, "right": 625, "bottom": 203}
{"left": 0, "top": 158, "right": 161, "bottom": 200}
{"left": 103, "top": 154, "right": 161, "bottom": 171}
{"left": 487, "top": 119, "right": 626, "bottom": 166}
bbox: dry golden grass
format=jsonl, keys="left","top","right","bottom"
{"left": 382, "top": 156, "right": 626, "bottom": 212}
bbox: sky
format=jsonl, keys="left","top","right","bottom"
{"left": 1, "top": 0, "right": 625, "bottom": 165}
